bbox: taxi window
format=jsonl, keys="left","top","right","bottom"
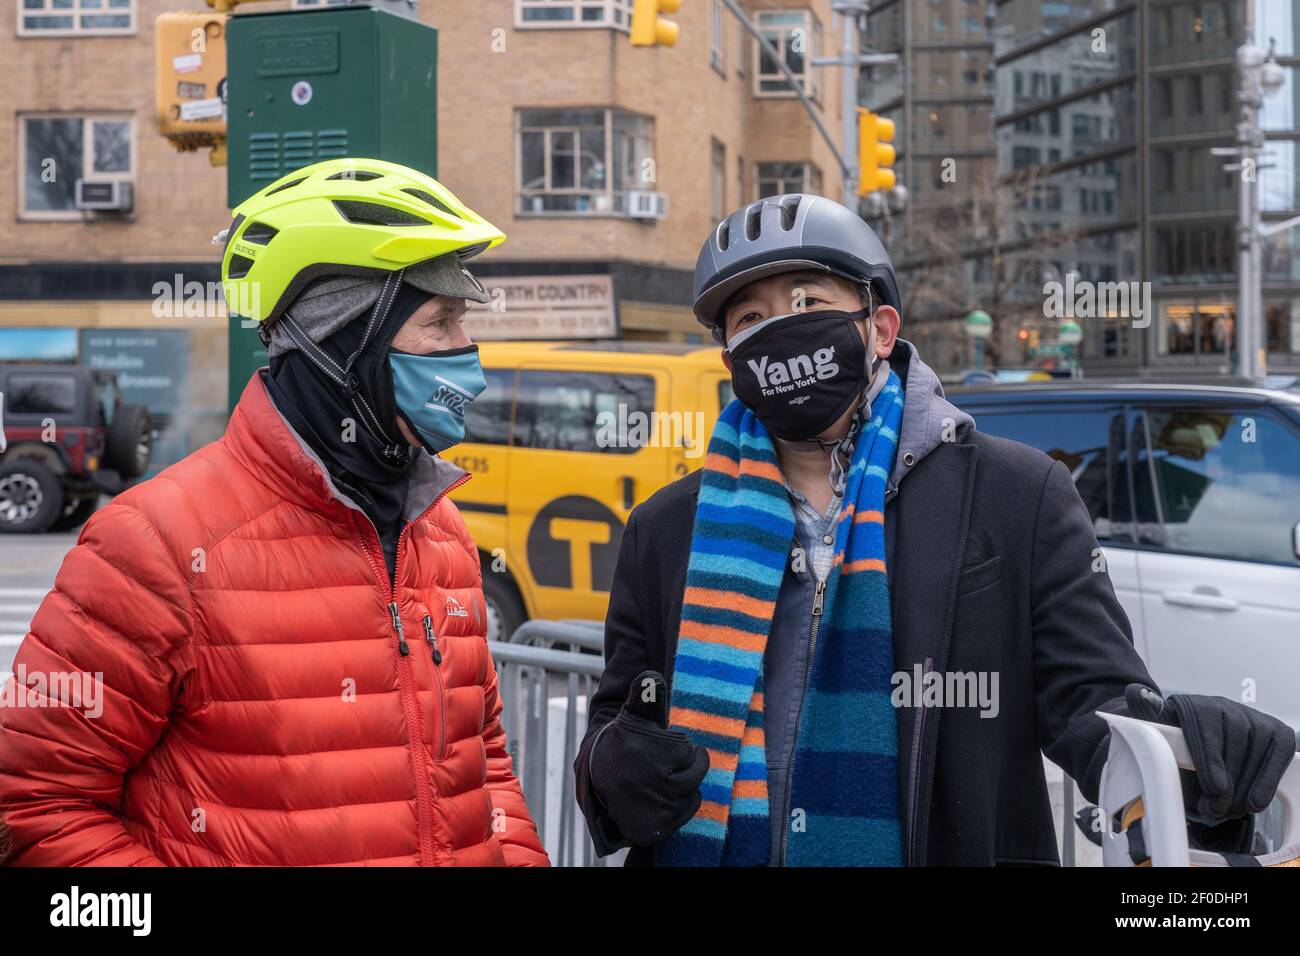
{"left": 463, "top": 368, "right": 514, "bottom": 446}
{"left": 515, "top": 370, "right": 655, "bottom": 454}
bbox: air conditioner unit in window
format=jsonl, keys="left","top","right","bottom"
{"left": 626, "top": 190, "right": 668, "bottom": 220}
{"left": 75, "top": 180, "right": 133, "bottom": 212}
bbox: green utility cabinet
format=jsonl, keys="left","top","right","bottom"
{"left": 224, "top": 5, "right": 439, "bottom": 411}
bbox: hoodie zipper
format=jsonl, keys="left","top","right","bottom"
{"left": 779, "top": 574, "right": 826, "bottom": 867}
{"left": 354, "top": 470, "right": 471, "bottom": 866}
{"left": 907, "top": 655, "right": 934, "bottom": 867}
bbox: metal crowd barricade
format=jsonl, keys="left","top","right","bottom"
{"left": 488, "top": 619, "right": 608, "bottom": 866}
{"left": 488, "top": 620, "right": 1099, "bottom": 867}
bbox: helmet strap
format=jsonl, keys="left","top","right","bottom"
{"left": 277, "top": 269, "right": 407, "bottom": 451}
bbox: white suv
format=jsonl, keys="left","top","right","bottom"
{"left": 951, "top": 381, "right": 1300, "bottom": 730}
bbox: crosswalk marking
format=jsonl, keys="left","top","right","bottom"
{"left": 0, "top": 586, "right": 53, "bottom": 673}
{"left": 0, "top": 595, "right": 42, "bottom": 651}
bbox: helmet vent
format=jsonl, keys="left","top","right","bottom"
{"left": 332, "top": 200, "right": 431, "bottom": 227}
{"left": 227, "top": 254, "right": 255, "bottom": 279}
{"left": 265, "top": 177, "right": 306, "bottom": 197}
{"left": 403, "top": 188, "right": 460, "bottom": 219}
{"left": 779, "top": 195, "right": 801, "bottom": 230}
{"left": 326, "top": 170, "right": 383, "bottom": 181}
{"left": 716, "top": 220, "right": 731, "bottom": 251}
{"left": 744, "top": 203, "right": 763, "bottom": 241}
{"left": 241, "top": 222, "right": 279, "bottom": 245}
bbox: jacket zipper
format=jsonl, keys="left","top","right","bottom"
{"left": 423, "top": 614, "right": 447, "bottom": 759}
{"left": 422, "top": 614, "right": 443, "bottom": 664}
{"left": 779, "top": 574, "right": 826, "bottom": 867}
{"left": 907, "top": 655, "right": 934, "bottom": 867}
{"left": 391, "top": 603, "right": 410, "bottom": 656}
{"left": 354, "top": 471, "right": 471, "bottom": 866}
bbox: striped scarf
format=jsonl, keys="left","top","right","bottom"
{"left": 659, "top": 371, "right": 905, "bottom": 866}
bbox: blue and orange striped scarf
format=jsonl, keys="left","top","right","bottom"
{"left": 659, "top": 371, "right": 906, "bottom": 866}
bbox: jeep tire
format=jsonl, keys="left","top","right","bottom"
{"left": 0, "top": 460, "right": 65, "bottom": 534}
{"left": 106, "top": 403, "right": 152, "bottom": 479}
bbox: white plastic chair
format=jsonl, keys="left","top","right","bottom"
{"left": 1096, "top": 711, "right": 1300, "bottom": 867}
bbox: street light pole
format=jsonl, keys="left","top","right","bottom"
{"left": 839, "top": 2, "right": 859, "bottom": 206}
{"left": 1237, "top": 43, "right": 1264, "bottom": 380}
{"left": 721, "top": 0, "right": 896, "bottom": 206}
{"left": 719, "top": 0, "right": 851, "bottom": 185}
{"left": 1215, "top": 39, "right": 1285, "bottom": 380}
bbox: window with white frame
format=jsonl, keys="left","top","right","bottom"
{"left": 20, "top": 114, "right": 134, "bottom": 218}
{"left": 517, "top": 108, "right": 655, "bottom": 215}
{"left": 711, "top": 139, "right": 726, "bottom": 223}
{"left": 516, "top": 0, "right": 633, "bottom": 29}
{"left": 710, "top": 0, "right": 726, "bottom": 74}
{"left": 754, "top": 9, "right": 821, "bottom": 99}
{"left": 18, "top": 0, "right": 134, "bottom": 35}
{"left": 756, "top": 161, "right": 821, "bottom": 198}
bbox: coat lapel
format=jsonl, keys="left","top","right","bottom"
{"left": 889, "top": 439, "right": 978, "bottom": 865}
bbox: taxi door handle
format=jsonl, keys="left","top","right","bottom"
{"left": 621, "top": 477, "right": 634, "bottom": 511}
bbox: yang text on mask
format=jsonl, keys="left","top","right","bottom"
{"left": 746, "top": 346, "right": 840, "bottom": 397}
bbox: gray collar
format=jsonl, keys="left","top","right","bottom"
{"left": 887, "top": 339, "right": 976, "bottom": 493}
{"left": 264, "top": 384, "right": 469, "bottom": 527}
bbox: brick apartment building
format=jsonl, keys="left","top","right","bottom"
{"left": 0, "top": 0, "right": 851, "bottom": 467}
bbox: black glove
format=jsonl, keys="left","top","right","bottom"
{"left": 588, "top": 670, "right": 710, "bottom": 848}
{"left": 1124, "top": 684, "right": 1297, "bottom": 824}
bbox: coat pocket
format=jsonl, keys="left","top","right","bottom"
{"left": 956, "top": 555, "right": 1002, "bottom": 596}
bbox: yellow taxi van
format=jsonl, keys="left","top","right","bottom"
{"left": 447, "top": 340, "right": 730, "bottom": 639}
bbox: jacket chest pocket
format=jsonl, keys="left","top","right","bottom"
{"left": 952, "top": 555, "right": 1004, "bottom": 671}
{"left": 956, "top": 555, "right": 1002, "bottom": 596}
{"left": 418, "top": 613, "right": 450, "bottom": 760}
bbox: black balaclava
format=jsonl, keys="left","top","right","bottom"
{"left": 266, "top": 281, "right": 433, "bottom": 580}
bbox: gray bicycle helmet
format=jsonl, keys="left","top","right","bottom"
{"left": 693, "top": 193, "right": 901, "bottom": 342}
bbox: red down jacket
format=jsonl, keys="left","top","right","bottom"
{"left": 0, "top": 373, "right": 547, "bottom": 866}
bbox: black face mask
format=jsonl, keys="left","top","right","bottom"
{"left": 726, "top": 307, "right": 872, "bottom": 441}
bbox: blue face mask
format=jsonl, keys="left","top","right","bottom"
{"left": 388, "top": 345, "right": 487, "bottom": 454}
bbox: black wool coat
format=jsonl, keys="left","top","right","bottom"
{"left": 574, "top": 424, "right": 1157, "bottom": 866}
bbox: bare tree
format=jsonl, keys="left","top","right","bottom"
{"left": 896, "top": 165, "right": 1086, "bottom": 369}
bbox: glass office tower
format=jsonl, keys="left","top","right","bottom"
{"left": 864, "top": 0, "right": 1300, "bottom": 378}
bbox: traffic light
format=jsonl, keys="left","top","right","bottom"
{"left": 857, "top": 108, "right": 897, "bottom": 195}
{"left": 631, "top": 0, "right": 683, "bottom": 47}
{"left": 155, "top": 12, "right": 228, "bottom": 164}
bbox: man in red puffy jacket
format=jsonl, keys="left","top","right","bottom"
{"left": 0, "top": 160, "right": 548, "bottom": 866}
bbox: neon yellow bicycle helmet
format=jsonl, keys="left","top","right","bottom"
{"left": 218, "top": 157, "right": 506, "bottom": 324}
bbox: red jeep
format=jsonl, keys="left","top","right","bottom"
{"left": 0, "top": 364, "right": 153, "bottom": 534}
